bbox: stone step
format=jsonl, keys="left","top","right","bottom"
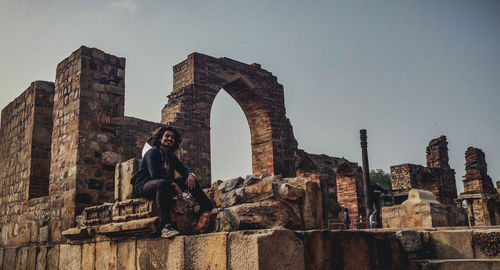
{"left": 410, "top": 259, "right": 500, "bottom": 270}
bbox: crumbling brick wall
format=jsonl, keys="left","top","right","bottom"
{"left": 459, "top": 147, "right": 499, "bottom": 226}
{"left": 0, "top": 81, "right": 54, "bottom": 246}
{"left": 336, "top": 162, "right": 365, "bottom": 225}
{"left": 463, "top": 147, "right": 496, "bottom": 194}
{"left": 389, "top": 136, "right": 457, "bottom": 205}
{"left": 161, "top": 53, "right": 298, "bottom": 188}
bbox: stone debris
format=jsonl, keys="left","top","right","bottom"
{"left": 205, "top": 174, "right": 322, "bottom": 232}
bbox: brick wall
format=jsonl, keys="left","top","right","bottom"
{"left": 336, "top": 163, "right": 365, "bottom": 225}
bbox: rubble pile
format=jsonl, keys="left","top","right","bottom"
{"left": 202, "top": 174, "right": 322, "bottom": 232}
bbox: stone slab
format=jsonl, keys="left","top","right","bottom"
{"left": 36, "top": 246, "right": 47, "bottom": 270}
{"left": 228, "top": 229, "right": 305, "bottom": 270}
{"left": 136, "top": 238, "right": 171, "bottom": 270}
{"left": 27, "top": 246, "right": 37, "bottom": 270}
{"left": 330, "top": 231, "right": 408, "bottom": 270}
{"left": 304, "top": 230, "right": 334, "bottom": 270}
{"left": 3, "top": 248, "right": 16, "bottom": 269}
{"left": 95, "top": 241, "right": 117, "bottom": 270}
{"left": 429, "top": 230, "right": 474, "bottom": 259}
{"left": 117, "top": 241, "right": 136, "bottom": 270}
{"left": 82, "top": 243, "right": 96, "bottom": 270}
{"left": 47, "top": 246, "right": 60, "bottom": 270}
{"left": 184, "top": 233, "right": 227, "bottom": 270}
{"left": 15, "top": 247, "right": 28, "bottom": 270}
{"left": 60, "top": 244, "right": 82, "bottom": 270}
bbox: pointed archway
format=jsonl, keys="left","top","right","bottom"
{"left": 210, "top": 89, "right": 252, "bottom": 181}
{"left": 161, "top": 53, "right": 298, "bottom": 187}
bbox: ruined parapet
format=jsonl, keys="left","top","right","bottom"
{"left": 161, "top": 53, "right": 298, "bottom": 187}
{"left": 463, "top": 147, "right": 496, "bottom": 194}
{"left": 382, "top": 189, "right": 466, "bottom": 228}
{"left": 426, "top": 135, "right": 450, "bottom": 169}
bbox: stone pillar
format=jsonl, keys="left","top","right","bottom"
{"left": 360, "top": 129, "right": 372, "bottom": 218}
{"left": 49, "top": 46, "right": 125, "bottom": 236}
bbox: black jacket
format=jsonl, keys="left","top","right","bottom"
{"left": 133, "top": 146, "right": 192, "bottom": 188}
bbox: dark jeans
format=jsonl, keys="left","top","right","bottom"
{"left": 135, "top": 177, "right": 214, "bottom": 228}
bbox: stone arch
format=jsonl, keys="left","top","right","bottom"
{"left": 161, "top": 53, "right": 298, "bottom": 187}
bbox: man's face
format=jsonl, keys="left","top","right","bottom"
{"left": 161, "top": 130, "right": 175, "bottom": 148}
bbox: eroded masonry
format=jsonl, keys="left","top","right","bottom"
{"left": 1, "top": 46, "right": 500, "bottom": 270}
{"left": 0, "top": 46, "right": 368, "bottom": 247}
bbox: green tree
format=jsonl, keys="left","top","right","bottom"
{"left": 370, "top": 169, "right": 391, "bottom": 190}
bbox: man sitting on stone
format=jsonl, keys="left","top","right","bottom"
{"left": 132, "top": 126, "right": 214, "bottom": 238}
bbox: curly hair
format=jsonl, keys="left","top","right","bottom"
{"left": 149, "top": 126, "right": 182, "bottom": 151}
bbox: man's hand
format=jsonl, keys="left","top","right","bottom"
{"left": 185, "top": 174, "right": 196, "bottom": 190}
{"left": 171, "top": 182, "right": 183, "bottom": 198}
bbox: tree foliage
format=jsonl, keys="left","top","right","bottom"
{"left": 370, "top": 169, "right": 391, "bottom": 190}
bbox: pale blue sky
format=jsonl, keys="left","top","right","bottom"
{"left": 1, "top": 0, "right": 499, "bottom": 192}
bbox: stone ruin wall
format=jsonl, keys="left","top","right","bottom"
{"left": 0, "top": 47, "right": 165, "bottom": 247}
{"left": 0, "top": 46, "right": 367, "bottom": 247}
{"left": 389, "top": 136, "right": 457, "bottom": 205}
{"left": 0, "top": 81, "right": 54, "bottom": 246}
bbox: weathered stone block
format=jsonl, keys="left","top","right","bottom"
{"left": 26, "top": 246, "right": 37, "bottom": 270}
{"left": 330, "top": 231, "right": 408, "bottom": 270}
{"left": 112, "top": 198, "right": 156, "bottom": 222}
{"left": 228, "top": 229, "right": 305, "bottom": 270}
{"left": 47, "top": 246, "right": 59, "bottom": 269}
{"left": 183, "top": 233, "right": 227, "bottom": 270}
{"left": 83, "top": 203, "right": 114, "bottom": 225}
{"left": 3, "top": 248, "right": 16, "bottom": 269}
{"left": 136, "top": 238, "right": 174, "bottom": 270}
{"left": 115, "top": 159, "right": 139, "bottom": 201}
{"left": 15, "top": 247, "right": 28, "bottom": 270}
{"left": 304, "top": 230, "right": 334, "bottom": 270}
{"left": 95, "top": 241, "right": 117, "bottom": 270}
{"left": 216, "top": 200, "right": 302, "bottom": 231}
{"left": 82, "top": 243, "right": 96, "bottom": 270}
{"left": 36, "top": 246, "right": 47, "bottom": 270}
{"left": 38, "top": 226, "right": 49, "bottom": 242}
{"left": 59, "top": 244, "right": 81, "bottom": 270}
{"left": 117, "top": 241, "right": 136, "bottom": 270}
{"left": 429, "top": 230, "right": 474, "bottom": 259}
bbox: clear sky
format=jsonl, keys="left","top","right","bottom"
{"left": 1, "top": 0, "right": 499, "bottom": 193}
